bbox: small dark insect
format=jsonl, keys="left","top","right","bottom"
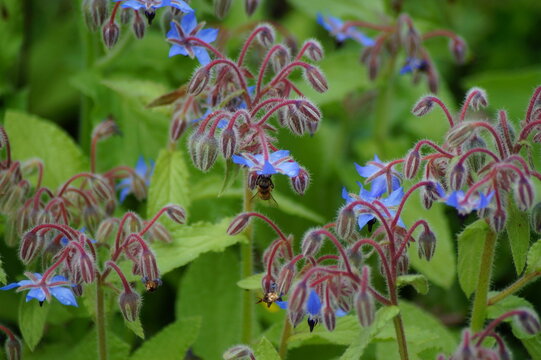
{"left": 143, "top": 277, "right": 162, "bottom": 292}
{"left": 252, "top": 175, "right": 277, "bottom": 206}
{"left": 256, "top": 291, "right": 282, "bottom": 308}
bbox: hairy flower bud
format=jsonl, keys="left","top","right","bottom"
{"left": 244, "top": 0, "right": 260, "bottom": 16}
{"left": 193, "top": 134, "right": 219, "bottom": 171}
{"left": 277, "top": 264, "right": 295, "bottom": 295}
{"left": 119, "top": 290, "right": 141, "bottom": 322}
{"left": 418, "top": 229, "right": 436, "bottom": 261}
{"left": 531, "top": 202, "right": 541, "bottom": 234}
{"left": 336, "top": 205, "right": 357, "bottom": 240}
{"left": 271, "top": 45, "right": 290, "bottom": 73}
{"left": 404, "top": 149, "right": 421, "bottom": 179}
{"left": 166, "top": 204, "right": 187, "bottom": 224}
{"left": 257, "top": 24, "right": 275, "bottom": 48}
{"left": 515, "top": 177, "right": 535, "bottom": 211}
{"left": 302, "top": 39, "right": 324, "bottom": 62}
{"left": 120, "top": 8, "right": 132, "bottom": 24}
{"left": 297, "top": 100, "right": 321, "bottom": 123}
{"left": 490, "top": 208, "right": 507, "bottom": 233}
{"left": 83, "top": 206, "right": 101, "bottom": 233}
{"left": 291, "top": 168, "right": 310, "bottom": 195}
{"left": 466, "top": 87, "right": 488, "bottom": 111}
{"left": 76, "top": 248, "right": 96, "bottom": 283}
{"left": 132, "top": 13, "right": 146, "bottom": 39}
{"left": 287, "top": 109, "right": 306, "bottom": 135}
{"left": 453, "top": 331, "right": 475, "bottom": 360}
{"left": 148, "top": 222, "right": 173, "bottom": 243}
{"left": 289, "top": 281, "right": 308, "bottom": 315}
{"left": 450, "top": 36, "right": 467, "bottom": 64}
{"left": 261, "top": 273, "right": 276, "bottom": 295}
{"left": 301, "top": 229, "right": 324, "bottom": 257}
{"left": 449, "top": 162, "right": 467, "bottom": 191}
{"left": 214, "top": 0, "right": 232, "bottom": 19}
{"left": 515, "top": 309, "right": 541, "bottom": 335}
{"left": 169, "top": 117, "right": 188, "bottom": 143}
{"left": 96, "top": 218, "right": 116, "bottom": 242}
{"left": 220, "top": 128, "right": 238, "bottom": 159}
{"left": 140, "top": 249, "right": 159, "bottom": 283}
{"left": 83, "top": 0, "right": 108, "bottom": 31}
{"left": 19, "top": 231, "right": 43, "bottom": 264}
{"left": 4, "top": 335, "right": 22, "bottom": 360}
{"left": 355, "top": 290, "right": 375, "bottom": 327}
{"left": 304, "top": 65, "right": 328, "bottom": 93}
{"left": 446, "top": 122, "right": 476, "bottom": 148}
{"left": 223, "top": 345, "right": 254, "bottom": 360}
{"left": 102, "top": 21, "right": 120, "bottom": 49}
{"left": 396, "top": 253, "right": 409, "bottom": 275}
{"left": 411, "top": 96, "right": 435, "bottom": 117}
{"left": 188, "top": 66, "right": 211, "bottom": 96}
{"left": 322, "top": 305, "right": 336, "bottom": 332}
{"left": 227, "top": 213, "right": 251, "bottom": 235}
{"left": 247, "top": 171, "right": 258, "bottom": 190}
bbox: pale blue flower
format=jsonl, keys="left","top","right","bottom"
{"left": 232, "top": 150, "right": 300, "bottom": 177}
{"left": 317, "top": 13, "right": 375, "bottom": 46}
{"left": 1, "top": 272, "right": 78, "bottom": 306}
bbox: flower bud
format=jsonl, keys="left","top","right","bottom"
{"left": 301, "top": 229, "right": 324, "bottom": 257}
{"left": 96, "top": 218, "right": 116, "bottom": 242}
{"left": 83, "top": 0, "right": 108, "bottom": 31}
{"left": 223, "top": 345, "right": 254, "bottom": 360}
{"left": 257, "top": 24, "right": 275, "bottom": 48}
{"left": 83, "top": 206, "right": 101, "bottom": 233}
{"left": 462, "top": 134, "right": 487, "bottom": 172}
{"left": 119, "top": 290, "right": 141, "bottom": 322}
{"left": 297, "top": 100, "right": 321, "bottom": 123}
{"left": 449, "top": 36, "right": 467, "bottom": 64}
{"left": 291, "top": 167, "right": 310, "bottom": 195}
{"left": 304, "top": 65, "right": 328, "bottom": 93}
{"left": 427, "top": 66, "right": 439, "bottom": 94}
{"left": 466, "top": 87, "right": 488, "bottom": 111}
{"left": 77, "top": 249, "right": 96, "bottom": 283}
{"left": 4, "top": 336, "right": 22, "bottom": 360}
{"left": 140, "top": 249, "right": 159, "bottom": 283}
{"left": 453, "top": 331, "right": 475, "bottom": 360}
{"left": 102, "top": 21, "right": 120, "bottom": 49}
{"left": 531, "top": 202, "right": 541, "bottom": 234}
{"left": 396, "top": 253, "right": 409, "bottom": 275}
{"left": 411, "top": 96, "right": 435, "bottom": 117}
{"left": 277, "top": 264, "right": 295, "bottom": 295}
{"left": 169, "top": 117, "right": 188, "bottom": 143}
{"left": 188, "top": 66, "right": 210, "bottom": 96}
{"left": 418, "top": 229, "right": 436, "bottom": 261}
{"left": 355, "top": 290, "right": 375, "bottom": 327}
{"left": 322, "top": 305, "right": 336, "bottom": 332}
{"left": 515, "top": 309, "right": 541, "bottom": 335}
{"left": 245, "top": 0, "right": 260, "bottom": 16}
{"left": 120, "top": 8, "right": 132, "bottom": 24}
{"left": 289, "top": 281, "right": 308, "bottom": 315}
{"left": 132, "top": 13, "right": 146, "bottom": 39}
{"left": 90, "top": 176, "right": 114, "bottom": 202}
{"left": 515, "top": 177, "right": 535, "bottom": 211}
{"left": 166, "top": 204, "right": 187, "bottom": 224}
{"left": 227, "top": 213, "right": 251, "bottom": 235}
{"left": 220, "top": 128, "right": 238, "bottom": 159}
{"left": 289, "top": 308, "right": 305, "bottom": 328}
{"left": 404, "top": 149, "right": 421, "bottom": 179}
{"left": 261, "top": 273, "right": 276, "bottom": 295}
{"left": 148, "top": 222, "right": 173, "bottom": 243}
{"left": 188, "top": 131, "right": 203, "bottom": 165}
{"left": 367, "top": 53, "right": 380, "bottom": 81}
{"left": 271, "top": 45, "right": 290, "bottom": 73}
{"left": 449, "top": 162, "right": 467, "bottom": 191}
{"left": 92, "top": 117, "right": 120, "bottom": 141}
{"left": 194, "top": 134, "right": 219, "bottom": 171}
{"left": 490, "top": 208, "right": 507, "bottom": 233}
{"left": 214, "top": 0, "right": 232, "bottom": 19}
{"left": 302, "top": 39, "right": 324, "bottom": 62}
{"left": 287, "top": 109, "right": 306, "bottom": 135}
{"left": 336, "top": 206, "right": 357, "bottom": 240}
{"left": 19, "top": 231, "right": 43, "bottom": 264}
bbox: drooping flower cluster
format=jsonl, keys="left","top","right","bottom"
{"left": 317, "top": 13, "right": 466, "bottom": 92}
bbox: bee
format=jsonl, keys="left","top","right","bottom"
{"left": 142, "top": 277, "right": 162, "bottom": 292}
{"left": 253, "top": 175, "right": 277, "bottom": 205}
{"left": 256, "top": 291, "right": 282, "bottom": 308}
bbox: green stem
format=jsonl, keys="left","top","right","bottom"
{"left": 96, "top": 276, "right": 108, "bottom": 360}
{"left": 487, "top": 271, "right": 541, "bottom": 306}
{"left": 278, "top": 315, "right": 292, "bottom": 359}
{"left": 374, "top": 56, "right": 397, "bottom": 148}
{"left": 79, "top": 21, "right": 98, "bottom": 152}
{"left": 393, "top": 314, "right": 409, "bottom": 360}
{"left": 241, "top": 170, "right": 255, "bottom": 344}
{"left": 470, "top": 228, "right": 497, "bottom": 332}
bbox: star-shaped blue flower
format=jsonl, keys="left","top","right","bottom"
{"left": 116, "top": 0, "right": 192, "bottom": 13}
{"left": 117, "top": 156, "right": 154, "bottom": 203}
{"left": 399, "top": 57, "right": 428, "bottom": 75}
{"left": 355, "top": 155, "right": 401, "bottom": 198}
{"left": 166, "top": 12, "right": 219, "bottom": 65}
{"left": 232, "top": 150, "right": 300, "bottom": 177}
{"left": 1, "top": 272, "right": 78, "bottom": 306}
{"left": 317, "top": 13, "right": 375, "bottom": 46}
{"left": 445, "top": 190, "right": 494, "bottom": 215}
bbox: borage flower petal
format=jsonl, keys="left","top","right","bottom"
{"left": 232, "top": 151, "right": 300, "bottom": 178}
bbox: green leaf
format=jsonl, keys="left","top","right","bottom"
{"left": 487, "top": 293, "right": 532, "bottom": 320}
{"left": 272, "top": 191, "right": 325, "bottom": 224}
{"left": 522, "top": 335, "right": 541, "bottom": 360}
{"left": 340, "top": 306, "right": 400, "bottom": 359}
{"left": 253, "top": 337, "right": 281, "bottom": 360}
{"left": 151, "top": 217, "right": 246, "bottom": 275}
{"left": 289, "top": 0, "right": 384, "bottom": 21}
{"left": 218, "top": 159, "right": 240, "bottom": 196}
{"left": 4, "top": 110, "right": 88, "bottom": 189}
{"left": 526, "top": 239, "right": 541, "bottom": 274}
{"left": 397, "top": 274, "right": 429, "bottom": 295}
{"left": 237, "top": 273, "right": 264, "bottom": 290}
{"left": 457, "top": 220, "right": 491, "bottom": 297}
{"left": 403, "top": 201, "right": 455, "bottom": 289}
{"left": 147, "top": 149, "right": 191, "bottom": 222}
{"left": 0, "top": 255, "right": 6, "bottom": 285}
{"left": 175, "top": 249, "right": 241, "bottom": 360}
{"left": 19, "top": 297, "right": 50, "bottom": 351}
{"left": 506, "top": 198, "right": 531, "bottom": 274}
{"left": 130, "top": 317, "right": 201, "bottom": 360}
{"left": 125, "top": 318, "right": 145, "bottom": 339}
{"left": 65, "top": 329, "right": 130, "bottom": 360}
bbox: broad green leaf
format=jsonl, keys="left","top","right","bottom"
{"left": 289, "top": 0, "right": 384, "bottom": 21}
{"left": 253, "top": 337, "right": 281, "bottom": 360}
{"left": 340, "top": 306, "right": 399, "bottom": 359}
{"left": 237, "top": 273, "right": 264, "bottom": 290}
{"left": 19, "top": 297, "right": 50, "bottom": 351}
{"left": 457, "top": 220, "right": 491, "bottom": 297}
{"left": 130, "top": 317, "right": 201, "bottom": 360}
{"left": 506, "top": 198, "right": 530, "bottom": 274}
{"left": 125, "top": 318, "right": 144, "bottom": 339}
{"left": 526, "top": 239, "right": 541, "bottom": 273}
{"left": 397, "top": 274, "right": 429, "bottom": 295}
{"left": 271, "top": 191, "right": 325, "bottom": 224}
{"left": 4, "top": 110, "right": 88, "bottom": 189}
{"left": 147, "top": 149, "right": 191, "bottom": 224}
{"left": 0, "top": 255, "right": 6, "bottom": 284}
{"left": 487, "top": 293, "right": 532, "bottom": 320}
{"left": 403, "top": 201, "right": 455, "bottom": 289}
{"left": 151, "top": 218, "right": 246, "bottom": 275}
{"left": 175, "top": 249, "right": 241, "bottom": 360}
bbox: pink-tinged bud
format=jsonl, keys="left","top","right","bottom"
{"left": 347, "top": 245, "right": 363, "bottom": 268}
{"left": 245, "top": 0, "right": 260, "bottom": 16}
{"left": 194, "top": 134, "right": 219, "bottom": 171}
{"left": 289, "top": 281, "right": 308, "bottom": 314}
{"left": 322, "top": 305, "right": 336, "bottom": 332}
{"left": 427, "top": 66, "right": 439, "bottom": 94}
{"left": 247, "top": 171, "right": 258, "bottom": 190}
{"left": 411, "top": 96, "right": 435, "bottom": 117}
{"left": 336, "top": 206, "right": 357, "bottom": 240}
{"left": 291, "top": 168, "right": 310, "bottom": 195}
{"left": 261, "top": 273, "right": 276, "bottom": 294}
{"left": 449, "top": 36, "right": 467, "bottom": 64}
{"left": 96, "top": 218, "right": 116, "bottom": 242}
{"left": 531, "top": 202, "right": 541, "bottom": 234}
{"left": 149, "top": 222, "right": 173, "bottom": 243}
{"left": 105, "top": 199, "right": 116, "bottom": 217}
{"left": 257, "top": 24, "right": 275, "bottom": 47}
{"left": 188, "top": 131, "right": 203, "bottom": 165}
{"left": 140, "top": 249, "right": 160, "bottom": 283}
{"left": 219, "top": 128, "right": 238, "bottom": 159}
{"left": 515, "top": 177, "right": 535, "bottom": 211}
{"left": 120, "top": 8, "right": 132, "bottom": 24}
{"left": 131, "top": 175, "right": 147, "bottom": 201}
{"left": 214, "top": 0, "right": 232, "bottom": 19}
{"left": 289, "top": 308, "right": 305, "bottom": 328}
{"left": 83, "top": 0, "right": 108, "bottom": 31}
{"left": 490, "top": 208, "right": 507, "bottom": 233}
{"left": 448, "top": 162, "right": 467, "bottom": 191}
{"left": 301, "top": 229, "right": 324, "bottom": 257}
{"left": 119, "top": 290, "right": 141, "bottom": 322}
{"left": 418, "top": 229, "right": 436, "bottom": 261}
{"left": 368, "top": 54, "right": 380, "bottom": 81}
{"left": 404, "top": 149, "right": 421, "bottom": 180}
{"left": 453, "top": 331, "right": 475, "bottom": 360}
{"left": 515, "top": 309, "right": 541, "bottom": 335}
{"left": 302, "top": 39, "right": 324, "bottom": 62}
{"left": 297, "top": 100, "right": 321, "bottom": 123}
{"left": 227, "top": 213, "right": 251, "bottom": 235}
{"left": 223, "top": 345, "right": 254, "bottom": 360}
{"left": 403, "top": 26, "right": 421, "bottom": 56}
{"left": 90, "top": 176, "right": 114, "bottom": 201}
{"left": 355, "top": 290, "right": 375, "bottom": 327}
{"left": 188, "top": 66, "right": 210, "bottom": 96}
{"left": 92, "top": 117, "right": 120, "bottom": 141}
{"left": 4, "top": 336, "right": 22, "bottom": 360}
{"left": 446, "top": 122, "right": 476, "bottom": 148}
{"left": 19, "top": 231, "right": 43, "bottom": 264}
{"left": 271, "top": 45, "right": 290, "bottom": 73}
{"left": 287, "top": 110, "right": 306, "bottom": 136}
{"left": 465, "top": 87, "right": 488, "bottom": 111}
{"left": 166, "top": 204, "right": 187, "bottom": 224}
{"left": 169, "top": 116, "right": 188, "bottom": 143}
{"left": 132, "top": 13, "right": 146, "bottom": 39}
{"left": 77, "top": 250, "right": 96, "bottom": 283}
{"left": 277, "top": 264, "right": 295, "bottom": 295}
{"left": 463, "top": 134, "right": 487, "bottom": 172}
{"left": 102, "top": 21, "right": 120, "bottom": 49}
{"left": 304, "top": 65, "right": 328, "bottom": 93}
{"left": 396, "top": 253, "right": 409, "bottom": 275}
{"left": 83, "top": 206, "right": 101, "bottom": 233}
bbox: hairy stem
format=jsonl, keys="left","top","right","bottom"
{"left": 470, "top": 228, "right": 497, "bottom": 332}
{"left": 278, "top": 315, "right": 292, "bottom": 359}
{"left": 241, "top": 170, "right": 255, "bottom": 344}
{"left": 488, "top": 271, "right": 541, "bottom": 306}
{"left": 393, "top": 314, "right": 409, "bottom": 360}
{"left": 96, "top": 276, "right": 108, "bottom": 360}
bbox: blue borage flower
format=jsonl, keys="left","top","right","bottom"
{"left": 445, "top": 190, "right": 494, "bottom": 215}
{"left": 1, "top": 272, "right": 78, "bottom": 306}
{"left": 399, "top": 57, "right": 428, "bottom": 75}
{"left": 316, "top": 13, "right": 375, "bottom": 46}
{"left": 232, "top": 150, "right": 300, "bottom": 177}
{"left": 117, "top": 156, "right": 154, "bottom": 203}
{"left": 166, "top": 12, "right": 219, "bottom": 65}
{"left": 355, "top": 155, "right": 401, "bottom": 198}
{"left": 116, "top": 0, "right": 193, "bottom": 13}
{"left": 276, "top": 290, "right": 346, "bottom": 332}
